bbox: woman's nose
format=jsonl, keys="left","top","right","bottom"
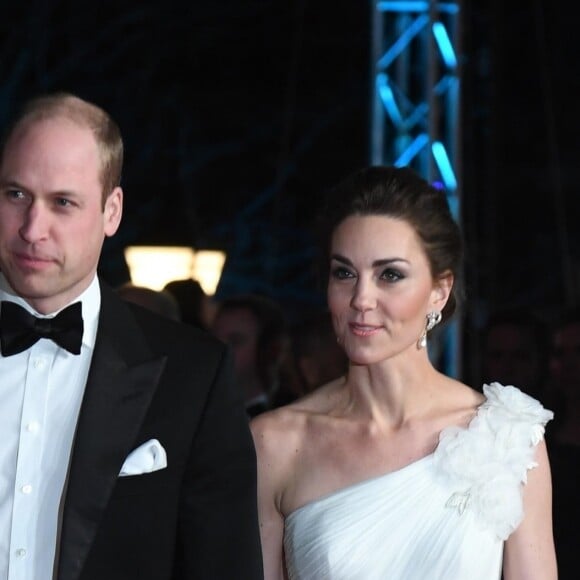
{"left": 350, "top": 279, "right": 376, "bottom": 312}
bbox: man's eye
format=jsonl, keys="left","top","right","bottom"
{"left": 7, "top": 189, "right": 25, "bottom": 199}
{"left": 55, "top": 198, "right": 72, "bottom": 207}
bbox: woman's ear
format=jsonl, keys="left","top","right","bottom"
{"left": 431, "top": 271, "right": 454, "bottom": 310}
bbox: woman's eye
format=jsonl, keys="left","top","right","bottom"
{"left": 331, "top": 266, "right": 355, "bottom": 280}
{"left": 381, "top": 268, "right": 404, "bottom": 282}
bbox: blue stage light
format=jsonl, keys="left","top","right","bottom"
{"left": 432, "top": 22, "right": 457, "bottom": 68}
{"left": 431, "top": 141, "right": 457, "bottom": 190}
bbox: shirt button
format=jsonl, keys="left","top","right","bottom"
{"left": 15, "top": 548, "right": 26, "bottom": 558}
{"left": 26, "top": 422, "right": 40, "bottom": 433}
{"left": 33, "top": 358, "right": 45, "bottom": 370}
{"left": 21, "top": 484, "right": 32, "bottom": 494}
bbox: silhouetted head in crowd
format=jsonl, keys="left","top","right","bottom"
{"left": 163, "top": 278, "right": 212, "bottom": 330}
{"left": 547, "top": 308, "right": 580, "bottom": 446}
{"left": 290, "top": 310, "right": 348, "bottom": 393}
{"left": 117, "top": 282, "right": 180, "bottom": 321}
{"left": 550, "top": 309, "right": 580, "bottom": 395}
{"left": 480, "top": 309, "right": 549, "bottom": 398}
{"left": 211, "top": 293, "right": 288, "bottom": 416}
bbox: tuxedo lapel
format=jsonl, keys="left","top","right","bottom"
{"left": 57, "top": 285, "right": 167, "bottom": 580}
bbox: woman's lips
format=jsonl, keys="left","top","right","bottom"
{"left": 349, "top": 323, "right": 382, "bottom": 337}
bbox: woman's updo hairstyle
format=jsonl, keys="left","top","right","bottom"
{"left": 317, "top": 165, "right": 464, "bottom": 323}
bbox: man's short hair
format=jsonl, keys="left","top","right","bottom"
{"left": 0, "top": 92, "right": 123, "bottom": 207}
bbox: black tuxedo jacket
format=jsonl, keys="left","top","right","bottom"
{"left": 55, "top": 283, "right": 263, "bottom": 580}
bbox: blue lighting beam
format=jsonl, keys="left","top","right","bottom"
{"left": 432, "top": 22, "right": 457, "bottom": 68}
{"left": 431, "top": 141, "right": 457, "bottom": 191}
{"left": 395, "top": 133, "right": 429, "bottom": 166}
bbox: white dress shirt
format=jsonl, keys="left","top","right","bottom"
{"left": 0, "top": 274, "right": 100, "bottom": 580}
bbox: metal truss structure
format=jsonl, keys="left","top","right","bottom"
{"left": 370, "top": 0, "right": 462, "bottom": 377}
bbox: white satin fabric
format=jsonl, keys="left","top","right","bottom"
{"left": 284, "top": 383, "right": 553, "bottom": 580}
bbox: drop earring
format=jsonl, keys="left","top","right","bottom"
{"left": 417, "top": 311, "right": 442, "bottom": 349}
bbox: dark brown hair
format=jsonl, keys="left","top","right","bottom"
{"left": 318, "top": 165, "right": 464, "bottom": 323}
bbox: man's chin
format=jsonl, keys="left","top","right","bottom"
{"left": 5, "top": 275, "right": 58, "bottom": 301}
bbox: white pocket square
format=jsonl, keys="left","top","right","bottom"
{"left": 119, "top": 438, "right": 167, "bottom": 477}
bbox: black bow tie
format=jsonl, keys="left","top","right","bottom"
{"left": 0, "top": 301, "right": 84, "bottom": 356}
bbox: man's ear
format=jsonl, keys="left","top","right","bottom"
{"left": 104, "top": 186, "right": 123, "bottom": 237}
{"left": 431, "top": 270, "right": 454, "bottom": 310}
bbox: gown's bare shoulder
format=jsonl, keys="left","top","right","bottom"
{"left": 251, "top": 398, "right": 315, "bottom": 474}
{"left": 249, "top": 392, "right": 335, "bottom": 579}
{"left": 250, "top": 404, "right": 305, "bottom": 471}
{"left": 250, "top": 381, "right": 343, "bottom": 504}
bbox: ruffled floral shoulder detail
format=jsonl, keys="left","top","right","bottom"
{"left": 432, "top": 382, "right": 554, "bottom": 540}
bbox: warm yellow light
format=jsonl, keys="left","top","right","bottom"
{"left": 124, "top": 246, "right": 195, "bottom": 291}
{"left": 192, "top": 250, "right": 227, "bottom": 295}
{"left": 124, "top": 246, "right": 226, "bottom": 295}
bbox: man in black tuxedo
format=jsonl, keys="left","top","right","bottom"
{"left": 0, "top": 92, "right": 263, "bottom": 579}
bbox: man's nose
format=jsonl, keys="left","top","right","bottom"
{"left": 19, "top": 203, "right": 49, "bottom": 243}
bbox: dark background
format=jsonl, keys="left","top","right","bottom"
{"left": 1, "top": 1, "right": 578, "bottom": 381}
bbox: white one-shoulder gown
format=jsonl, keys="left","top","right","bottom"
{"left": 284, "top": 383, "right": 553, "bottom": 580}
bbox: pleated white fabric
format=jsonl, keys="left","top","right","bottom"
{"left": 284, "top": 383, "right": 553, "bottom": 580}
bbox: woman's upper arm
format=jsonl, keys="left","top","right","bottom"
{"left": 251, "top": 414, "right": 290, "bottom": 580}
{"left": 503, "top": 439, "right": 558, "bottom": 580}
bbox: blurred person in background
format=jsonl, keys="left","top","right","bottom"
{"left": 480, "top": 308, "right": 549, "bottom": 399}
{"left": 163, "top": 278, "right": 214, "bottom": 330}
{"left": 547, "top": 308, "right": 580, "bottom": 445}
{"left": 116, "top": 282, "right": 180, "bottom": 320}
{"left": 544, "top": 308, "right": 580, "bottom": 579}
{"left": 211, "top": 293, "right": 291, "bottom": 417}
{"left": 289, "top": 309, "right": 348, "bottom": 395}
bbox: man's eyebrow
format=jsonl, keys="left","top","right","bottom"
{"left": 0, "top": 179, "right": 25, "bottom": 189}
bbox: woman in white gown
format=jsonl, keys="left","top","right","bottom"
{"left": 250, "top": 165, "right": 557, "bottom": 580}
